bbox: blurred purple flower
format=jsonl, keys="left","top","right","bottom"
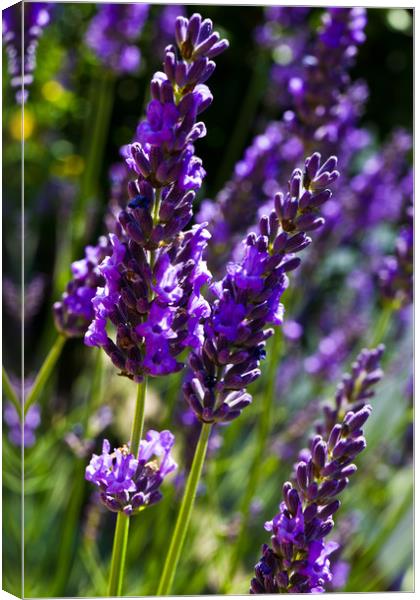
{"left": 4, "top": 402, "right": 41, "bottom": 447}
{"left": 85, "top": 3, "right": 149, "bottom": 74}
{"left": 2, "top": 2, "right": 51, "bottom": 102}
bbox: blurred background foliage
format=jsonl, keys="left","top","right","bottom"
{"left": 2, "top": 3, "right": 413, "bottom": 597}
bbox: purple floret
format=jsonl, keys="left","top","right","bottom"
{"left": 54, "top": 236, "right": 112, "bottom": 338}
{"left": 85, "top": 430, "right": 177, "bottom": 515}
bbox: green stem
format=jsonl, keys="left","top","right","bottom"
{"left": 51, "top": 348, "right": 105, "bottom": 596}
{"left": 2, "top": 366, "right": 22, "bottom": 418}
{"left": 223, "top": 329, "right": 283, "bottom": 593}
{"left": 72, "top": 69, "right": 115, "bottom": 255}
{"left": 106, "top": 380, "right": 147, "bottom": 596}
{"left": 52, "top": 71, "right": 115, "bottom": 300}
{"left": 51, "top": 458, "right": 86, "bottom": 596}
{"left": 157, "top": 421, "right": 212, "bottom": 595}
{"left": 108, "top": 513, "right": 130, "bottom": 597}
{"left": 24, "top": 334, "right": 66, "bottom": 416}
{"left": 130, "top": 379, "right": 147, "bottom": 456}
{"left": 371, "top": 303, "right": 395, "bottom": 346}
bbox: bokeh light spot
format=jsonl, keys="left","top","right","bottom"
{"left": 273, "top": 43, "right": 293, "bottom": 65}
{"left": 53, "top": 154, "right": 85, "bottom": 177}
{"left": 42, "top": 80, "right": 65, "bottom": 102}
{"left": 9, "top": 109, "right": 35, "bottom": 140}
{"left": 386, "top": 9, "right": 412, "bottom": 32}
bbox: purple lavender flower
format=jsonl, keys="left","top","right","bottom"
{"left": 304, "top": 321, "right": 365, "bottom": 382}
{"left": 184, "top": 153, "right": 339, "bottom": 424}
{"left": 53, "top": 236, "right": 112, "bottom": 338}
{"left": 201, "top": 8, "right": 367, "bottom": 273}
{"left": 2, "top": 2, "right": 51, "bottom": 103}
{"left": 378, "top": 223, "right": 413, "bottom": 308}
{"left": 85, "top": 3, "right": 149, "bottom": 74}
{"left": 341, "top": 129, "right": 412, "bottom": 237}
{"left": 250, "top": 345, "right": 384, "bottom": 594}
{"left": 85, "top": 430, "right": 177, "bottom": 515}
{"left": 85, "top": 15, "right": 228, "bottom": 381}
{"left": 4, "top": 402, "right": 41, "bottom": 447}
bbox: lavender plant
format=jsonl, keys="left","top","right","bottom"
{"left": 2, "top": 6, "right": 412, "bottom": 598}
{"left": 81, "top": 13, "right": 229, "bottom": 596}
{"left": 158, "top": 153, "right": 340, "bottom": 595}
{"left": 4, "top": 402, "right": 41, "bottom": 447}
{"left": 250, "top": 345, "right": 384, "bottom": 593}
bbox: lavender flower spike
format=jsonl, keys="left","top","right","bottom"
{"left": 85, "top": 430, "right": 177, "bottom": 515}
{"left": 184, "top": 153, "right": 339, "bottom": 424}
{"left": 85, "top": 3, "right": 149, "bottom": 74}
{"left": 85, "top": 14, "right": 228, "bottom": 382}
{"left": 250, "top": 345, "right": 384, "bottom": 594}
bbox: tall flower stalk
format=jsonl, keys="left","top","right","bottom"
{"left": 250, "top": 345, "right": 384, "bottom": 593}
{"left": 81, "top": 13, "right": 229, "bottom": 595}
{"left": 158, "top": 153, "right": 339, "bottom": 594}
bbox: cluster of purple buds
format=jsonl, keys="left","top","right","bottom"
{"left": 304, "top": 318, "right": 365, "bottom": 382}
{"left": 2, "top": 2, "right": 51, "bottom": 103}
{"left": 4, "top": 402, "right": 41, "bottom": 447}
{"left": 85, "top": 225, "right": 211, "bottom": 380}
{"left": 53, "top": 236, "right": 112, "bottom": 337}
{"left": 85, "top": 3, "right": 149, "bottom": 74}
{"left": 85, "top": 430, "right": 177, "bottom": 515}
{"left": 286, "top": 7, "right": 367, "bottom": 151}
{"left": 184, "top": 153, "right": 339, "bottom": 424}
{"left": 123, "top": 12, "right": 228, "bottom": 200}
{"left": 343, "top": 129, "right": 412, "bottom": 237}
{"left": 85, "top": 15, "right": 228, "bottom": 381}
{"left": 250, "top": 345, "right": 384, "bottom": 594}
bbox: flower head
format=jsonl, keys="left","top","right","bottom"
{"left": 85, "top": 15, "right": 227, "bottom": 382}
{"left": 250, "top": 345, "right": 384, "bottom": 594}
{"left": 85, "top": 430, "right": 177, "bottom": 515}
{"left": 185, "top": 153, "right": 339, "bottom": 424}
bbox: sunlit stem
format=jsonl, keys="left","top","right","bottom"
{"left": 107, "top": 379, "right": 147, "bottom": 596}
{"left": 223, "top": 329, "right": 283, "bottom": 592}
{"left": 24, "top": 334, "right": 66, "bottom": 416}
{"left": 157, "top": 421, "right": 212, "bottom": 595}
{"left": 2, "top": 365, "right": 22, "bottom": 418}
